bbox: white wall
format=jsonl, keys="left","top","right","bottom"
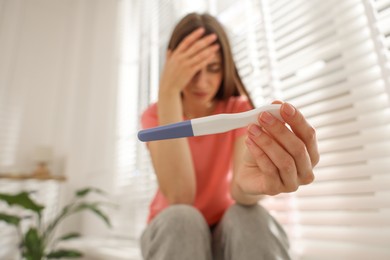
{"left": 0, "top": 0, "right": 120, "bottom": 238}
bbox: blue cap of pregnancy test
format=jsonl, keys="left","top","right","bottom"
{"left": 138, "top": 120, "right": 194, "bottom": 142}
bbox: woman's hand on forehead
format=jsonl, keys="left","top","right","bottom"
{"left": 159, "top": 28, "right": 220, "bottom": 93}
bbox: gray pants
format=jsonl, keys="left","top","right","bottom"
{"left": 140, "top": 204, "right": 291, "bottom": 260}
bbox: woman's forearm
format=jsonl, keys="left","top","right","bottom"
{"left": 148, "top": 90, "right": 196, "bottom": 204}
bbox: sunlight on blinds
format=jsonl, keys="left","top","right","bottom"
{"left": 217, "top": 0, "right": 390, "bottom": 258}
{"left": 374, "top": 0, "right": 390, "bottom": 98}
{"left": 252, "top": 0, "right": 390, "bottom": 259}
{"left": 113, "top": 0, "right": 158, "bottom": 239}
{"left": 115, "top": 0, "right": 141, "bottom": 187}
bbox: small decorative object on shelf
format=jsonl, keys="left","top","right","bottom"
{"left": 31, "top": 145, "right": 53, "bottom": 178}
{"left": 32, "top": 161, "right": 51, "bottom": 178}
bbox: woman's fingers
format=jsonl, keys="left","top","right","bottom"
{"left": 244, "top": 137, "right": 283, "bottom": 195}
{"left": 257, "top": 111, "right": 314, "bottom": 185}
{"left": 280, "top": 103, "right": 320, "bottom": 167}
{"left": 174, "top": 28, "right": 218, "bottom": 66}
{"left": 248, "top": 124, "right": 300, "bottom": 191}
{"left": 184, "top": 34, "right": 218, "bottom": 58}
{"left": 174, "top": 27, "right": 217, "bottom": 59}
{"left": 168, "top": 29, "right": 219, "bottom": 81}
{"left": 190, "top": 44, "right": 220, "bottom": 69}
{"left": 175, "top": 27, "right": 205, "bottom": 53}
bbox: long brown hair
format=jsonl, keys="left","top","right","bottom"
{"left": 167, "top": 13, "right": 254, "bottom": 108}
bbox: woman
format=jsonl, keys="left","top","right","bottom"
{"left": 140, "top": 13, "right": 319, "bottom": 260}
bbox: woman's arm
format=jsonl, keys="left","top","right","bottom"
{"left": 147, "top": 28, "right": 219, "bottom": 205}
{"left": 148, "top": 89, "right": 196, "bottom": 205}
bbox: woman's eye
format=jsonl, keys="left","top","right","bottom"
{"left": 207, "top": 65, "right": 221, "bottom": 73}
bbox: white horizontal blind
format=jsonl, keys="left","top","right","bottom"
{"left": 112, "top": 0, "right": 153, "bottom": 239}
{"left": 240, "top": 0, "right": 390, "bottom": 259}
{"left": 112, "top": 0, "right": 161, "bottom": 239}
{"left": 374, "top": 0, "right": 390, "bottom": 96}
{"left": 375, "top": 0, "right": 390, "bottom": 54}
{"left": 115, "top": 0, "right": 141, "bottom": 187}
{"left": 219, "top": 0, "right": 278, "bottom": 106}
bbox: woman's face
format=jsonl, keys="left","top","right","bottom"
{"left": 182, "top": 52, "right": 223, "bottom": 106}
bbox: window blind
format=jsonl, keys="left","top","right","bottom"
{"left": 217, "top": 0, "right": 390, "bottom": 258}
{"left": 375, "top": 0, "right": 390, "bottom": 54}
{"left": 112, "top": 0, "right": 160, "bottom": 239}
{"left": 374, "top": 0, "right": 390, "bottom": 98}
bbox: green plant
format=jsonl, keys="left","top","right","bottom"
{"left": 0, "top": 187, "right": 113, "bottom": 259}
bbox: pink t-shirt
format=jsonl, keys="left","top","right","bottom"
{"left": 141, "top": 96, "right": 252, "bottom": 226}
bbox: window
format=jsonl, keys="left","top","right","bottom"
{"left": 221, "top": 0, "right": 390, "bottom": 258}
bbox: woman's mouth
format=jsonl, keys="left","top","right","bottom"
{"left": 193, "top": 92, "right": 208, "bottom": 98}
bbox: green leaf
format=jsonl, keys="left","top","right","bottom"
{"left": 75, "top": 187, "right": 105, "bottom": 198}
{"left": 23, "top": 227, "right": 44, "bottom": 259}
{"left": 0, "top": 192, "right": 44, "bottom": 214}
{"left": 0, "top": 212, "right": 21, "bottom": 227}
{"left": 46, "top": 249, "right": 83, "bottom": 258}
{"left": 58, "top": 232, "right": 81, "bottom": 241}
{"left": 72, "top": 203, "right": 111, "bottom": 228}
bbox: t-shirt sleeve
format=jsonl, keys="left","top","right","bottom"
{"left": 232, "top": 96, "right": 253, "bottom": 139}
{"left": 141, "top": 103, "right": 158, "bottom": 130}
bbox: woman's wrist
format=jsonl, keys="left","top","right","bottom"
{"left": 157, "top": 85, "right": 183, "bottom": 125}
{"left": 158, "top": 80, "right": 184, "bottom": 97}
{"left": 231, "top": 179, "right": 264, "bottom": 205}
{"left": 158, "top": 86, "right": 181, "bottom": 98}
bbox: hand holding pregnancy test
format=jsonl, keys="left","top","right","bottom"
{"left": 138, "top": 104, "right": 283, "bottom": 142}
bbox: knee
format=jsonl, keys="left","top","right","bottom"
{"left": 156, "top": 205, "right": 208, "bottom": 233}
{"left": 221, "top": 204, "right": 288, "bottom": 240}
{"left": 142, "top": 205, "right": 212, "bottom": 260}
{"left": 214, "top": 204, "right": 290, "bottom": 260}
{"left": 223, "top": 204, "right": 269, "bottom": 225}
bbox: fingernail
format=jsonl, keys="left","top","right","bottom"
{"left": 283, "top": 103, "right": 296, "bottom": 117}
{"left": 198, "top": 27, "right": 205, "bottom": 32}
{"left": 249, "top": 125, "right": 262, "bottom": 137}
{"left": 260, "top": 112, "right": 275, "bottom": 125}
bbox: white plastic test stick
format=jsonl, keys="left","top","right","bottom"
{"left": 138, "top": 104, "right": 282, "bottom": 142}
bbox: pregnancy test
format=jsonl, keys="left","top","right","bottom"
{"left": 138, "top": 104, "right": 282, "bottom": 142}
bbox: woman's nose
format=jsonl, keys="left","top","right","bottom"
{"left": 193, "top": 70, "right": 208, "bottom": 86}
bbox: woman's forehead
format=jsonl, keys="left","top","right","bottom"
{"left": 209, "top": 52, "right": 222, "bottom": 63}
